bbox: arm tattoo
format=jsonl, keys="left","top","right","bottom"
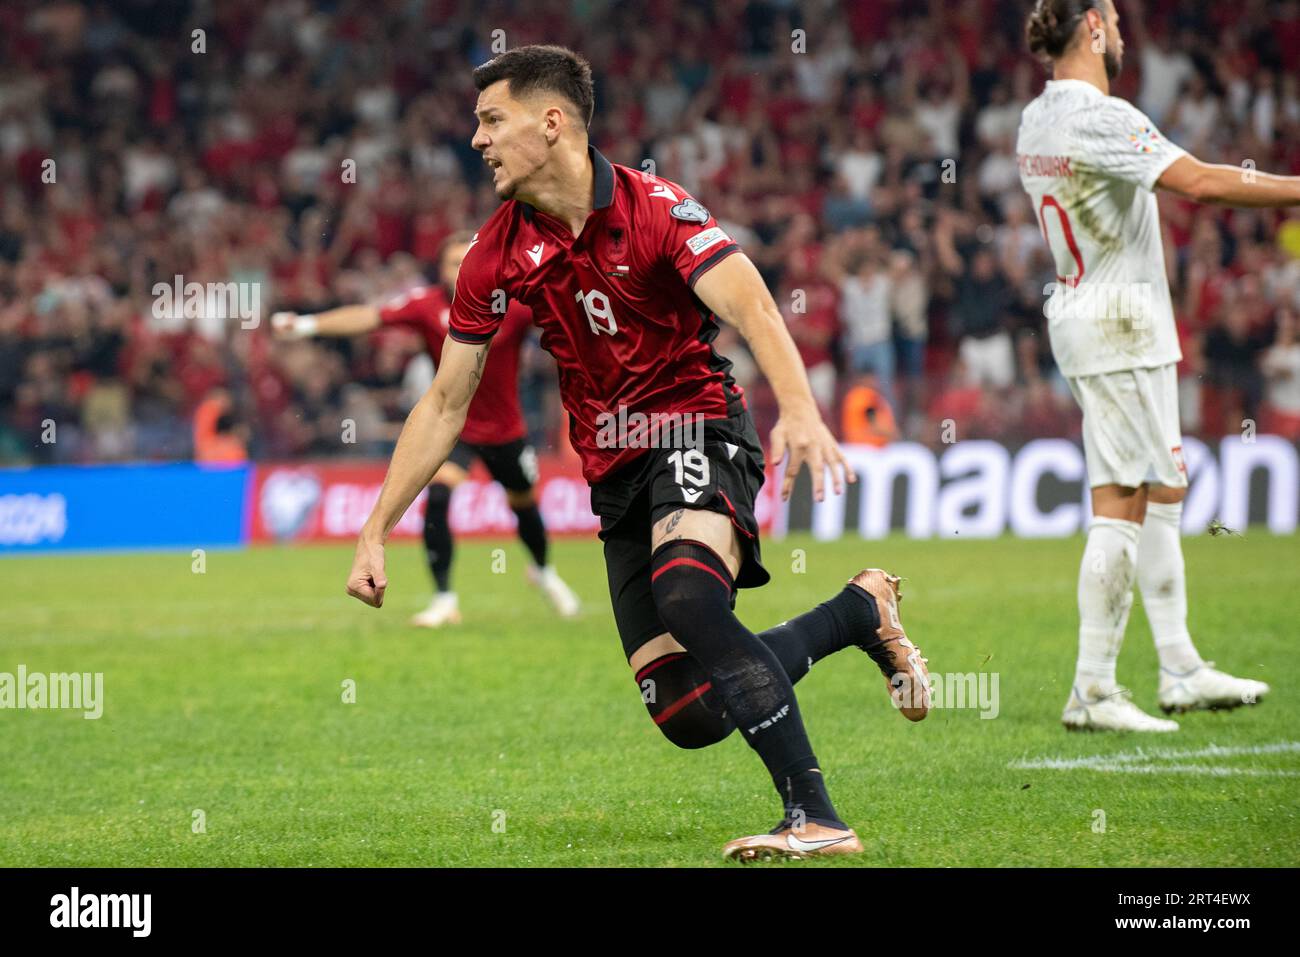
{"left": 468, "top": 344, "right": 488, "bottom": 390}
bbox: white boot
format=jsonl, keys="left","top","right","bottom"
{"left": 410, "top": 592, "right": 462, "bottom": 628}
{"left": 1158, "top": 663, "right": 1270, "bottom": 713}
{"left": 527, "top": 566, "right": 580, "bottom": 618}
{"left": 1062, "top": 684, "right": 1179, "bottom": 732}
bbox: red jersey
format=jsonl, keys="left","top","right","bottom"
{"left": 448, "top": 146, "right": 746, "bottom": 483}
{"left": 379, "top": 285, "right": 531, "bottom": 445}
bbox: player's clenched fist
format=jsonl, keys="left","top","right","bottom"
{"left": 346, "top": 536, "right": 388, "bottom": 607}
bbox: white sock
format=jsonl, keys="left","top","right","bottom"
{"left": 1074, "top": 517, "right": 1142, "bottom": 695}
{"left": 1138, "top": 501, "right": 1204, "bottom": 674}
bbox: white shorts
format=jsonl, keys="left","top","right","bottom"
{"left": 1067, "top": 363, "right": 1188, "bottom": 489}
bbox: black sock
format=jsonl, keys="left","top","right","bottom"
{"left": 649, "top": 540, "right": 844, "bottom": 828}
{"left": 758, "top": 584, "right": 880, "bottom": 684}
{"left": 423, "top": 483, "right": 453, "bottom": 592}
{"left": 511, "top": 503, "right": 548, "bottom": 568}
{"left": 778, "top": 768, "right": 842, "bottom": 830}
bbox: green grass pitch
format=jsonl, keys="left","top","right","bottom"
{"left": 1, "top": 531, "right": 1296, "bottom": 867}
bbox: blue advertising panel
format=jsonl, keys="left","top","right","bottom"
{"left": 0, "top": 463, "right": 250, "bottom": 554}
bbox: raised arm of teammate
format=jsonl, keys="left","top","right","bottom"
{"left": 692, "top": 252, "right": 856, "bottom": 502}
{"left": 1157, "top": 155, "right": 1300, "bottom": 207}
{"left": 345, "top": 336, "right": 491, "bottom": 607}
{"left": 270, "top": 305, "right": 380, "bottom": 339}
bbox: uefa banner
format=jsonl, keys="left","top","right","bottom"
{"left": 246, "top": 457, "right": 783, "bottom": 543}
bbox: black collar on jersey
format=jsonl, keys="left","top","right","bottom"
{"left": 520, "top": 144, "right": 614, "bottom": 224}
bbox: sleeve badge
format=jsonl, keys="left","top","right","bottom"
{"left": 669, "top": 199, "right": 711, "bottom": 224}
{"left": 1128, "top": 126, "right": 1161, "bottom": 153}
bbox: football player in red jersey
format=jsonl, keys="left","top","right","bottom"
{"left": 345, "top": 45, "right": 932, "bottom": 861}
{"left": 273, "top": 233, "right": 580, "bottom": 626}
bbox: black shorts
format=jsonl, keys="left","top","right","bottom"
{"left": 591, "top": 409, "right": 770, "bottom": 661}
{"left": 446, "top": 437, "right": 538, "bottom": 492}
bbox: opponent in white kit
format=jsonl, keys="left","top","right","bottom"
{"left": 1018, "top": 0, "right": 1299, "bottom": 731}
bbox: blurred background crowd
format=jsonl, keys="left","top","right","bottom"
{"left": 2, "top": 0, "right": 1300, "bottom": 467}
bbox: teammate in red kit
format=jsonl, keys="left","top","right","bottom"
{"left": 345, "top": 45, "right": 932, "bottom": 861}
{"left": 273, "top": 233, "right": 580, "bottom": 626}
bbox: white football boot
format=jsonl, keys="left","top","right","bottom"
{"left": 409, "top": 592, "right": 462, "bottom": 628}
{"left": 1062, "top": 685, "right": 1179, "bottom": 732}
{"left": 528, "top": 565, "right": 581, "bottom": 618}
{"left": 1157, "top": 662, "right": 1270, "bottom": 713}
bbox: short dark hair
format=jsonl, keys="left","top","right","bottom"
{"left": 472, "top": 44, "right": 594, "bottom": 128}
{"left": 1026, "top": 0, "right": 1104, "bottom": 60}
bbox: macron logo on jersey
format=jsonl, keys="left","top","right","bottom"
{"left": 526, "top": 242, "right": 545, "bottom": 267}
{"left": 648, "top": 183, "right": 679, "bottom": 202}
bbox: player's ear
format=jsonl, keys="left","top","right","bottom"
{"left": 1085, "top": 6, "right": 1106, "bottom": 38}
{"left": 543, "top": 106, "right": 565, "bottom": 145}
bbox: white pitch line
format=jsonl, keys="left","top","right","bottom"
{"left": 1009, "top": 741, "right": 1300, "bottom": 776}
{"left": 1013, "top": 759, "right": 1300, "bottom": 778}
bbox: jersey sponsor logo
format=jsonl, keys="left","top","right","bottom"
{"left": 669, "top": 199, "right": 710, "bottom": 224}
{"left": 684, "top": 226, "right": 729, "bottom": 256}
{"left": 467, "top": 232, "right": 480, "bottom": 251}
{"left": 648, "top": 183, "right": 679, "bottom": 202}
{"left": 1129, "top": 126, "right": 1161, "bottom": 153}
{"left": 526, "top": 242, "right": 545, "bottom": 267}
{"left": 680, "top": 487, "right": 703, "bottom": 503}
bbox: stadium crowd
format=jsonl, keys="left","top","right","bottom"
{"left": 2, "top": 0, "right": 1299, "bottom": 466}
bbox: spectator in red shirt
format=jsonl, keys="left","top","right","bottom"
{"left": 777, "top": 247, "right": 840, "bottom": 419}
